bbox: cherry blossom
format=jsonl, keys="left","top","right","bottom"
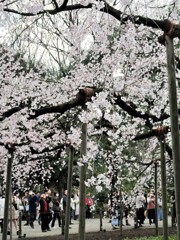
{"left": 0, "top": 1, "right": 177, "bottom": 200}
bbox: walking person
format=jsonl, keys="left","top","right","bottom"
{"left": 134, "top": 191, "right": 146, "bottom": 227}
{"left": 122, "top": 192, "right": 131, "bottom": 226}
{"left": 70, "top": 194, "right": 76, "bottom": 222}
{"left": 28, "top": 191, "right": 38, "bottom": 229}
{"left": 14, "top": 192, "right": 24, "bottom": 227}
{"left": 111, "top": 196, "right": 121, "bottom": 228}
{"left": 61, "top": 190, "right": 67, "bottom": 213}
{"left": 85, "top": 193, "right": 93, "bottom": 219}
{"left": 147, "top": 193, "right": 156, "bottom": 225}
{"left": 74, "top": 191, "right": 80, "bottom": 220}
{"left": 39, "top": 194, "right": 52, "bottom": 232}
{"left": 0, "top": 194, "right": 5, "bottom": 233}
{"left": 22, "top": 191, "right": 29, "bottom": 226}
{"left": 51, "top": 196, "right": 61, "bottom": 228}
{"left": 45, "top": 189, "right": 53, "bottom": 230}
{"left": 8, "top": 195, "right": 19, "bottom": 235}
{"left": 158, "top": 195, "right": 162, "bottom": 221}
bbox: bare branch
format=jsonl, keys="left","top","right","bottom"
{"left": 133, "top": 130, "right": 158, "bottom": 141}
{"left": 52, "top": 0, "right": 59, "bottom": 9}
{"left": 3, "top": 2, "right": 180, "bottom": 38}
{"left": 29, "top": 88, "right": 102, "bottom": 119}
{"left": 30, "top": 143, "right": 65, "bottom": 154}
{"left": 0, "top": 140, "right": 29, "bottom": 147}
{"left": 60, "top": 0, "right": 68, "bottom": 9}
{"left": 10, "top": 16, "right": 42, "bottom": 47}
{"left": 134, "top": 126, "right": 168, "bottom": 140}
{"left": 115, "top": 95, "right": 171, "bottom": 124}
{"left": 0, "top": 106, "right": 24, "bottom": 121}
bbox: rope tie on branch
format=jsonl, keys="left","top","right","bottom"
{"left": 4, "top": 142, "right": 15, "bottom": 152}
{"left": 158, "top": 19, "right": 178, "bottom": 44}
{"left": 154, "top": 126, "right": 169, "bottom": 135}
{"left": 78, "top": 87, "right": 95, "bottom": 102}
{"left": 153, "top": 159, "right": 160, "bottom": 167}
{"left": 154, "top": 126, "right": 169, "bottom": 140}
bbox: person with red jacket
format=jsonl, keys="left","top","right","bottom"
{"left": 147, "top": 193, "right": 156, "bottom": 225}
{"left": 39, "top": 194, "right": 52, "bottom": 232}
{"left": 85, "top": 193, "right": 93, "bottom": 219}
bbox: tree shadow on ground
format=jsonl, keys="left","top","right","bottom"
{"left": 23, "top": 227, "right": 177, "bottom": 240}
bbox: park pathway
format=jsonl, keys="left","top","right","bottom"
{"left": 0, "top": 216, "right": 173, "bottom": 239}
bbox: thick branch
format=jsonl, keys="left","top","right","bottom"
{"left": 30, "top": 143, "right": 65, "bottom": 154}
{"left": 30, "top": 96, "right": 82, "bottom": 119}
{"left": 0, "top": 106, "right": 24, "bottom": 121}
{"left": 0, "top": 99, "right": 31, "bottom": 121}
{"left": 133, "top": 127, "right": 173, "bottom": 159}
{"left": 29, "top": 88, "right": 101, "bottom": 119}
{"left": 115, "top": 95, "right": 171, "bottom": 124}
{"left": 134, "top": 126, "right": 168, "bottom": 141}
{"left": 133, "top": 130, "right": 157, "bottom": 141}
{"left": 0, "top": 141, "right": 29, "bottom": 147}
{"left": 125, "top": 159, "right": 153, "bottom": 166}
{"left": 4, "top": 2, "right": 180, "bottom": 38}
{"left": 2, "top": 87, "right": 179, "bottom": 127}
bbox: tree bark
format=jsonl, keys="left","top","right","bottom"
{"left": 165, "top": 35, "right": 180, "bottom": 240}
{"left": 64, "top": 146, "right": 74, "bottom": 240}
{"left": 78, "top": 103, "right": 87, "bottom": 240}
{"left": 2, "top": 147, "right": 14, "bottom": 240}
{"left": 160, "top": 139, "right": 168, "bottom": 240}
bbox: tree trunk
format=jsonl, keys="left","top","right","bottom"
{"left": 165, "top": 36, "right": 180, "bottom": 240}
{"left": 160, "top": 139, "right": 168, "bottom": 240}
{"left": 2, "top": 149, "right": 14, "bottom": 240}
{"left": 65, "top": 147, "right": 74, "bottom": 240}
{"left": 78, "top": 103, "right": 87, "bottom": 240}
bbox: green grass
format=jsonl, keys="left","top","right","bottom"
{"left": 124, "top": 235, "right": 177, "bottom": 240}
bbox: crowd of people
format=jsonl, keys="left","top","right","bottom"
{"left": 109, "top": 190, "right": 176, "bottom": 229}
{"left": 133, "top": 190, "right": 172, "bottom": 228}
{"left": 0, "top": 188, "right": 177, "bottom": 234}
{"left": 0, "top": 189, "right": 95, "bottom": 235}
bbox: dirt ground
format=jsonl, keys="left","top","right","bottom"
{"left": 24, "top": 227, "right": 177, "bottom": 240}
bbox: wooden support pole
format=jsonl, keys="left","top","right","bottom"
{"left": 2, "top": 146, "right": 14, "bottom": 240}
{"left": 160, "top": 139, "right": 168, "bottom": 240}
{"left": 10, "top": 186, "right": 12, "bottom": 240}
{"left": 64, "top": 146, "right": 74, "bottom": 240}
{"left": 154, "top": 161, "right": 158, "bottom": 235}
{"left": 78, "top": 103, "right": 87, "bottom": 240}
{"left": 18, "top": 211, "right": 22, "bottom": 238}
{"left": 166, "top": 35, "right": 180, "bottom": 240}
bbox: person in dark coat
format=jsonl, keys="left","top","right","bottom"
{"left": 45, "top": 190, "right": 52, "bottom": 230}
{"left": 39, "top": 194, "right": 52, "bottom": 232}
{"left": 28, "top": 191, "right": 38, "bottom": 229}
{"left": 51, "top": 196, "right": 61, "bottom": 228}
